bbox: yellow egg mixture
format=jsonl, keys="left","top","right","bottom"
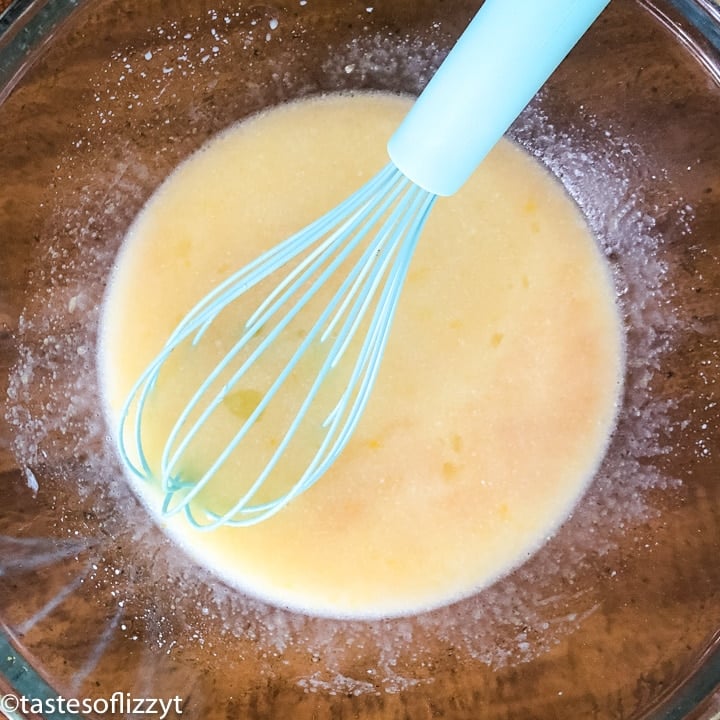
{"left": 100, "top": 92, "right": 624, "bottom": 618}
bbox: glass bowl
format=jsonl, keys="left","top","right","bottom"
{"left": 0, "top": 0, "right": 719, "bottom": 718}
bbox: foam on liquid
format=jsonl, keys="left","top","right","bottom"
{"left": 99, "top": 92, "right": 624, "bottom": 619}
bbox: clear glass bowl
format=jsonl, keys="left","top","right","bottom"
{"left": 0, "top": 0, "right": 719, "bottom": 718}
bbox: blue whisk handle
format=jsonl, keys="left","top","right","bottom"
{"left": 387, "top": 0, "right": 610, "bottom": 196}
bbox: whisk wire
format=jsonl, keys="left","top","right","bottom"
{"left": 204, "top": 186, "right": 435, "bottom": 528}
{"left": 320, "top": 177, "right": 416, "bottom": 348}
{"left": 118, "top": 351, "right": 171, "bottom": 479}
{"left": 150, "top": 169, "right": 434, "bottom": 528}
{"left": 185, "top": 164, "right": 400, "bottom": 343}
{"left": 242, "top": 169, "right": 409, "bottom": 338}
{"left": 324, "top": 182, "right": 426, "bottom": 368}
{"left": 118, "top": 167, "right": 397, "bottom": 482}
{"left": 203, "top": 180, "right": 435, "bottom": 526}
{"left": 322, "top": 190, "right": 437, "bottom": 456}
{"left": 159, "top": 167, "right": 408, "bottom": 491}
{"left": 118, "top": 162, "right": 439, "bottom": 529}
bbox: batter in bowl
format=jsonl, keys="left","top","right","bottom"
{"left": 100, "top": 92, "right": 624, "bottom": 618}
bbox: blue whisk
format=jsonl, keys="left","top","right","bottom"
{"left": 118, "top": 0, "right": 610, "bottom": 530}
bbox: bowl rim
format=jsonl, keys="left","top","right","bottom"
{"left": 0, "top": 0, "right": 719, "bottom": 718}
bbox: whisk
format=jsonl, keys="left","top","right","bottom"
{"left": 118, "top": 0, "right": 610, "bottom": 530}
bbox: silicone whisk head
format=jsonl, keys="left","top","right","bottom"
{"left": 118, "top": 163, "right": 436, "bottom": 529}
